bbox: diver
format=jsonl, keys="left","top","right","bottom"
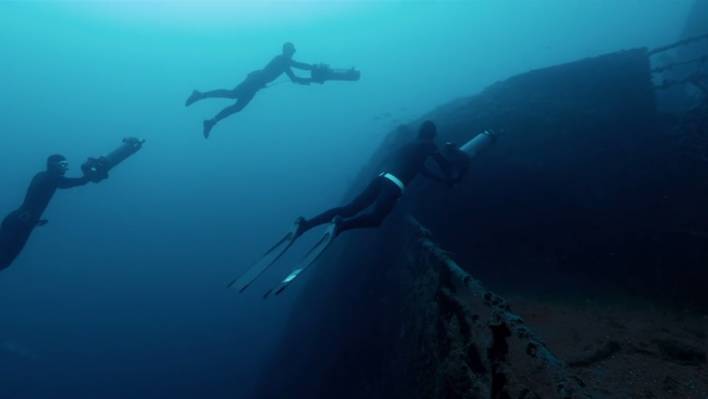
{"left": 185, "top": 42, "right": 314, "bottom": 139}
{"left": 0, "top": 155, "right": 106, "bottom": 271}
{"left": 295, "top": 121, "right": 461, "bottom": 237}
{"left": 228, "top": 121, "right": 488, "bottom": 294}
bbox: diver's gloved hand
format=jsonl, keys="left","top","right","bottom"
{"left": 444, "top": 142, "right": 459, "bottom": 150}
{"left": 80, "top": 159, "right": 93, "bottom": 178}
{"left": 484, "top": 128, "right": 501, "bottom": 141}
{"left": 81, "top": 157, "right": 109, "bottom": 183}
{"left": 444, "top": 142, "right": 466, "bottom": 157}
{"left": 309, "top": 64, "right": 329, "bottom": 84}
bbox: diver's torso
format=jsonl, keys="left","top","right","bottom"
{"left": 19, "top": 172, "right": 58, "bottom": 220}
{"left": 385, "top": 141, "right": 436, "bottom": 186}
{"left": 257, "top": 55, "right": 290, "bottom": 83}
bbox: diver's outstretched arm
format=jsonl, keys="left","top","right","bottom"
{"left": 422, "top": 152, "right": 457, "bottom": 186}
{"left": 285, "top": 68, "right": 311, "bottom": 85}
{"left": 432, "top": 152, "right": 453, "bottom": 178}
{"left": 57, "top": 176, "right": 90, "bottom": 189}
{"left": 290, "top": 60, "right": 314, "bottom": 71}
{"left": 420, "top": 168, "right": 450, "bottom": 185}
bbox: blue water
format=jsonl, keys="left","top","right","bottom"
{"left": 0, "top": 1, "right": 693, "bottom": 398}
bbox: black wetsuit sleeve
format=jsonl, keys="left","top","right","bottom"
{"left": 57, "top": 176, "right": 90, "bottom": 189}
{"left": 285, "top": 59, "right": 311, "bottom": 84}
{"left": 290, "top": 60, "right": 313, "bottom": 71}
{"left": 421, "top": 167, "right": 448, "bottom": 183}
{"left": 432, "top": 152, "right": 453, "bottom": 179}
{"left": 450, "top": 158, "right": 470, "bottom": 184}
{"left": 285, "top": 68, "right": 310, "bottom": 85}
{"left": 421, "top": 151, "right": 455, "bottom": 185}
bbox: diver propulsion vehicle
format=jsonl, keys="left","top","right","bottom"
{"left": 310, "top": 63, "right": 361, "bottom": 84}
{"left": 460, "top": 129, "right": 497, "bottom": 156}
{"left": 82, "top": 137, "right": 145, "bottom": 182}
{"left": 229, "top": 130, "right": 498, "bottom": 296}
{"left": 442, "top": 129, "right": 498, "bottom": 181}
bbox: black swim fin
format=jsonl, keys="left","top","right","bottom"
{"left": 203, "top": 120, "right": 214, "bottom": 139}
{"left": 264, "top": 221, "right": 337, "bottom": 298}
{"left": 227, "top": 219, "right": 305, "bottom": 293}
{"left": 185, "top": 90, "right": 201, "bottom": 107}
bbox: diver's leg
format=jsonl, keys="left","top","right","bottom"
{"left": 187, "top": 74, "right": 254, "bottom": 106}
{"left": 0, "top": 212, "right": 32, "bottom": 271}
{"left": 0, "top": 214, "right": 11, "bottom": 270}
{"left": 185, "top": 88, "right": 237, "bottom": 107}
{"left": 299, "top": 178, "right": 382, "bottom": 234}
{"left": 0, "top": 251, "right": 10, "bottom": 271}
{"left": 203, "top": 93, "right": 255, "bottom": 139}
{"left": 200, "top": 89, "right": 240, "bottom": 99}
{"left": 337, "top": 182, "right": 400, "bottom": 234}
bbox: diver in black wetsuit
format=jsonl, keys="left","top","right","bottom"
{"left": 185, "top": 42, "right": 313, "bottom": 139}
{"left": 0, "top": 155, "right": 101, "bottom": 271}
{"left": 296, "top": 121, "right": 460, "bottom": 237}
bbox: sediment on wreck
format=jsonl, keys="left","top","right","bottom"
{"left": 256, "top": 48, "right": 705, "bottom": 398}
{"left": 389, "top": 217, "right": 591, "bottom": 399}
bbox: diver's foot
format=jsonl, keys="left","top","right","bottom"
{"left": 331, "top": 216, "right": 344, "bottom": 237}
{"left": 185, "top": 90, "right": 201, "bottom": 107}
{"left": 203, "top": 120, "right": 215, "bottom": 139}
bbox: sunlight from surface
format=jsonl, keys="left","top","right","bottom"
{"left": 60, "top": 0, "right": 367, "bottom": 28}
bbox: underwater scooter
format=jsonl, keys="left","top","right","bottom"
{"left": 441, "top": 129, "right": 498, "bottom": 181}
{"left": 81, "top": 137, "right": 145, "bottom": 182}
{"left": 310, "top": 63, "right": 361, "bottom": 84}
{"left": 459, "top": 129, "right": 498, "bottom": 156}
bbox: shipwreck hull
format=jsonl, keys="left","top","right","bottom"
{"left": 257, "top": 48, "right": 708, "bottom": 398}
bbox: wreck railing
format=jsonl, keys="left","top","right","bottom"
{"left": 649, "top": 32, "right": 708, "bottom": 94}
{"left": 406, "top": 215, "right": 592, "bottom": 398}
{"left": 648, "top": 32, "right": 708, "bottom": 56}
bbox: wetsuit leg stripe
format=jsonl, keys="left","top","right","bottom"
{"left": 380, "top": 172, "right": 405, "bottom": 193}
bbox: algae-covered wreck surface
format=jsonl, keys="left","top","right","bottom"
{"left": 257, "top": 46, "right": 708, "bottom": 399}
